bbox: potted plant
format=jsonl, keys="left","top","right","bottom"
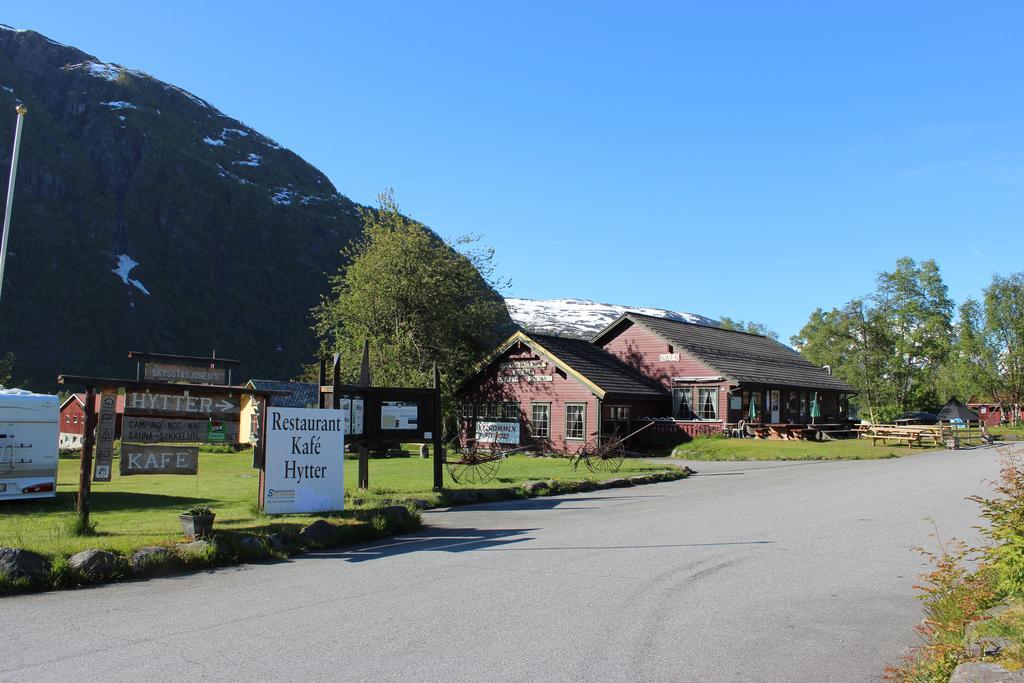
{"left": 179, "top": 504, "right": 215, "bottom": 539}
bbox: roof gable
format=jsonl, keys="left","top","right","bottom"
{"left": 246, "top": 380, "right": 320, "bottom": 408}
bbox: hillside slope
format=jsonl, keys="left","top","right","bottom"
{"left": 0, "top": 26, "right": 509, "bottom": 389}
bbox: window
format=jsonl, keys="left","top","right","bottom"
{"left": 672, "top": 387, "right": 695, "bottom": 419}
{"left": 531, "top": 403, "right": 550, "bottom": 438}
{"left": 565, "top": 403, "right": 586, "bottom": 440}
{"left": 73, "top": 415, "right": 78, "bottom": 424}
{"left": 65, "top": 415, "right": 70, "bottom": 424}
{"left": 501, "top": 402, "right": 519, "bottom": 420}
{"left": 697, "top": 388, "right": 718, "bottom": 420}
{"left": 460, "top": 403, "right": 476, "bottom": 419}
{"left": 800, "top": 393, "right": 808, "bottom": 420}
{"left": 603, "top": 405, "right": 630, "bottom": 435}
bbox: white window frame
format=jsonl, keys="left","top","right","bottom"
{"left": 565, "top": 402, "right": 586, "bottom": 441}
{"left": 697, "top": 388, "right": 718, "bottom": 420}
{"left": 531, "top": 402, "right": 550, "bottom": 438}
{"left": 672, "top": 387, "right": 695, "bottom": 420}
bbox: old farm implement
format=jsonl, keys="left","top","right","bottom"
{"left": 446, "top": 440, "right": 531, "bottom": 485}
{"left": 571, "top": 421, "right": 656, "bottom": 473}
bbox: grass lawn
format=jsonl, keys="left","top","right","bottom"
{"left": 0, "top": 448, "right": 671, "bottom": 558}
{"left": 992, "top": 425, "right": 1024, "bottom": 441}
{"left": 671, "top": 435, "right": 940, "bottom": 461}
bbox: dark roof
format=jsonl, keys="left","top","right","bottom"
{"left": 596, "top": 314, "right": 857, "bottom": 393}
{"left": 937, "top": 398, "right": 980, "bottom": 422}
{"left": 248, "top": 380, "right": 320, "bottom": 408}
{"left": 528, "top": 333, "right": 668, "bottom": 399}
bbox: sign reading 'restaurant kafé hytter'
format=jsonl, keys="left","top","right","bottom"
{"left": 262, "top": 407, "right": 345, "bottom": 514}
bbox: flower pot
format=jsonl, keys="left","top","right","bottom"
{"left": 179, "top": 513, "right": 215, "bottom": 539}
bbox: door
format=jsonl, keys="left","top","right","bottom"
{"left": 769, "top": 391, "right": 780, "bottom": 423}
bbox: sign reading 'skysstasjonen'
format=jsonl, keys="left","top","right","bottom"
{"left": 263, "top": 407, "right": 345, "bottom": 514}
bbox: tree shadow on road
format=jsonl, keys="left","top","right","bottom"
{"left": 310, "top": 526, "right": 537, "bottom": 563}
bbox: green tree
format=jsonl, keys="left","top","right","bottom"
{"left": 936, "top": 298, "right": 1000, "bottom": 404}
{"left": 792, "top": 257, "right": 953, "bottom": 420}
{"left": 984, "top": 273, "right": 1024, "bottom": 423}
{"left": 312, "top": 191, "right": 513, "bottom": 427}
{"left": 872, "top": 257, "right": 954, "bottom": 411}
{"left": 718, "top": 317, "right": 779, "bottom": 340}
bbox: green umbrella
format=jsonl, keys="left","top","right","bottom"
{"left": 749, "top": 396, "right": 757, "bottom": 422}
{"left": 810, "top": 392, "right": 821, "bottom": 424}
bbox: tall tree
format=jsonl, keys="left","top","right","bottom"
{"left": 0, "top": 352, "right": 13, "bottom": 388}
{"left": 936, "top": 298, "right": 1000, "bottom": 404}
{"left": 312, "top": 191, "right": 514, "bottom": 424}
{"left": 984, "top": 273, "right": 1024, "bottom": 423}
{"left": 718, "top": 317, "right": 779, "bottom": 340}
{"left": 871, "top": 257, "right": 954, "bottom": 411}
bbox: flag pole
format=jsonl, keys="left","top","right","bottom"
{"left": 0, "top": 104, "right": 28, "bottom": 306}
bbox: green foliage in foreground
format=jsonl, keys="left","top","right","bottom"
{"left": 0, "top": 448, "right": 671, "bottom": 558}
{"left": 671, "top": 435, "right": 926, "bottom": 461}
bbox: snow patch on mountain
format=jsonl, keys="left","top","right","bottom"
{"left": 203, "top": 136, "right": 225, "bottom": 146}
{"left": 112, "top": 254, "right": 150, "bottom": 296}
{"left": 101, "top": 101, "right": 137, "bottom": 109}
{"left": 234, "top": 153, "right": 261, "bottom": 167}
{"left": 505, "top": 298, "right": 719, "bottom": 339}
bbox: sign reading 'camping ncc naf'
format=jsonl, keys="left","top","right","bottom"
{"left": 263, "top": 407, "right": 346, "bottom": 514}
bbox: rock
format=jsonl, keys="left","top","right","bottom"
{"left": 0, "top": 547, "right": 50, "bottom": 582}
{"left": 350, "top": 498, "right": 365, "bottom": 507}
{"left": 131, "top": 546, "right": 176, "bottom": 576}
{"left": 445, "top": 490, "right": 479, "bottom": 505}
{"left": 949, "top": 662, "right": 1024, "bottom": 683}
{"left": 176, "top": 540, "right": 213, "bottom": 556}
{"left": 409, "top": 498, "right": 431, "bottom": 510}
{"left": 380, "top": 505, "right": 413, "bottom": 528}
{"left": 298, "top": 520, "right": 336, "bottom": 548}
{"left": 628, "top": 475, "right": 652, "bottom": 485}
{"left": 419, "top": 444, "right": 430, "bottom": 459}
{"left": 521, "top": 480, "right": 549, "bottom": 494}
{"left": 575, "top": 480, "right": 597, "bottom": 492}
{"left": 237, "top": 534, "right": 265, "bottom": 554}
{"left": 597, "top": 478, "right": 633, "bottom": 488}
{"left": 266, "top": 533, "right": 287, "bottom": 552}
{"left": 68, "top": 549, "right": 122, "bottom": 581}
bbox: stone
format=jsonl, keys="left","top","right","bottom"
{"left": 68, "top": 549, "right": 122, "bottom": 581}
{"left": 298, "top": 520, "right": 337, "bottom": 547}
{"left": 380, "top": 505, "right": 413, "bottom": 528}
{"left": 574, "top": 480, "right": 598, "bottom": 492}
{"left": 597, "top": 478, "right": 633, "bottom": 488}
{"left": 0, "top": 547, "right": 50, "bottom": 582}
{"left": 628, "top": 475, "right": 652, "bottom": 485}
{"left": 445, "top": 490, "right": 479, "bottom": 505}
{"left": 409, "top": 498, "right": 431, "bottom": 510}
{"left": 949, "top": 662, "right": 1024, "bottom": 683}
{"left": 419, "top": 444, "right": 430, "bottom": 459}
{"left": 521, "top": 480, "right": 549, "bottom": 494}
{"left": 266, "top": 533, "right": 288, "bottom": 552}
{"left": 131, "top": 546, "right": 176, "bottom": 576}
{"left": 237, "top": 534, "right": 265, "bottom": 554}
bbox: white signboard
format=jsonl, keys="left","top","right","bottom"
{"left": 476, "top": 421, "right": 520, "bottom": 445}
{"left": 338, "top": 397, "right": 365, "bottom": 435}
{"left": 659, "top": 353, "right": 680, "bottom": 362}
{"left": 263, "top": 407, "right": 345, "bottom": 514}
{"left": 381, "top": 401, "right": 418, "bottom": 430}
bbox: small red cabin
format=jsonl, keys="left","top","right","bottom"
{"left": 457, "top": 312, "right": 857, "bottom": 450}
{"left": 58, "top": 393, "right": 125, "bottom": 450}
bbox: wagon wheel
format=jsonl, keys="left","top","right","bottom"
{"left": 581, "top": 436, "right": 625, "bottom": 473}
{"left": 446, "top": 441, "right": 504, "bottom": 485}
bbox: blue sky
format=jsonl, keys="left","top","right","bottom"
{"left": 6, "top": 2, "right": 1024, "bottom": 342}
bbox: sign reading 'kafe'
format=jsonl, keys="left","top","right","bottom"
{"left": 125, "top": 390, "right": 240, "bottom": 419}
{"left": 120, "top": 444, "right": 199, "bottom": 475}
{"left": 263, "top": 407, "right": 345, "bottom": 514}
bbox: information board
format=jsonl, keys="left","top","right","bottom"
{"left": 380, "top": 401, "right": 418, "bottom": 430}
{"left": 263, "top": 407, "right": 345, "bottom": 514}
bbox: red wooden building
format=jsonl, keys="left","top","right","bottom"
{"left": 967, "top": 399, "right": 1016, "bottom": 427}
{"left": 457, "top": 313, "right": 857, "bottom": 449}
{"left": 58, "top": 393, "right": 125, "bottom": 449}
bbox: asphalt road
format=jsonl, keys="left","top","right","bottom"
{"left": 1, "top": 445, "right": 1015, "bottom": 682}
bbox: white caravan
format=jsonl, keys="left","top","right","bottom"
{"left": 0, "top": 389, "right": 60, "bottom": 501}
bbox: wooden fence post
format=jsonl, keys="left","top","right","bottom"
{"left": 357, "top": 342, "right": 370, "bottom": 490}
{"left": 433, "top": 364, "right": 443, "bottom": 490}
{"left": 76, "top": 385, "right": 96, "bottom": 527}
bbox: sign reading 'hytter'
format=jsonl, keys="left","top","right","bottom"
{"left": 125, "top": 390, "right": 240, "bottom": 419}
{"left": 263, "top": 407, "right": 345, "bottom": 514}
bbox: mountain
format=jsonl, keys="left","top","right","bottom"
{"left": 505, "top": 297, "right": 719, "bottom": 339}
{"left": 0, "top": 26, "right": 510, "bottom": 390}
